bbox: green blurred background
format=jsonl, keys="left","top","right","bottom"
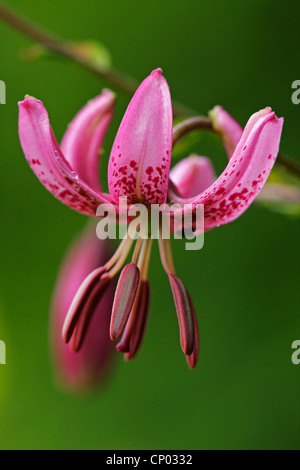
{"left": 0, "top": 0, "right": 299, "bottom": 450}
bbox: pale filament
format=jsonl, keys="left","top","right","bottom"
{"left": 158, "top": 222, "right": 175, "bottom": 275}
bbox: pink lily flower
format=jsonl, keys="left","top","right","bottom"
{"left": 19, "top": 89, "right": 116, "bottom": 216}
{"left": 169, "top": 155, "right": 216, "bottom": 199}
{"left": 209, "top": 106, "right": 298, "bottom": 210}
{"left": 18, "top": 69, "right": 283, "bottom": 369}
{"left": 50, "top": 223, "right": 116, "bottom": 392}
{"left": 168, "top": 106, "right": 283, "bottom": 231}
{"left": 169, "top": 105, "right": 289, "bottom": 213}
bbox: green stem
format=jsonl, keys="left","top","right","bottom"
{"left": 0, "top": 1, "right": 300, "bottom": 179}
{"left": 173, "top": 116, "right": 214, "bottom": 145}
{"left": 172, "top": 116, "right": 300, "bottom": 179}
{"left": 276, "top": 153, "right": 300, "bottom": 179}
{"left": 0, "top": 1, "right": 196, "bottom": 117}
{"left": 0, "top": 1, "right": 138, "bottom": 95}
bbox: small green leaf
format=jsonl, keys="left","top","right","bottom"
{"left": 68, "top": 40, "right": 112, "bottom": 71}
{"left": 20, "top": 43, "right": 54, "bottom": 61}
{"left": 267, "top": 166, "right": 300, "bottom": 186}
{"left": 20, "top": 39, "right": 112, "bottom": 71}
{"left": 255, "top": 167, "right": 300, "bottom": 217}
{"left": 256, "top": 199, "right": 300, "bottom": 216}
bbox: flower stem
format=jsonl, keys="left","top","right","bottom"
{"left": 172, "top": 116, "right": 214, "bottom": 145}
{"left": 158, "top": 223, "right": 176, "bottom": 276}
{"left": 0, "top": 1, "right": 196, "bottom": 117}
{"left": 172, "top": 116, "right": 300, "bottom": 180}
{"left": 138, "top": 238, "right": 153, "bottom": 280}
{"left": 0, "top": 2, "right": 138, "bottom": 95}
{"left": 276, "top": 152, "right": 300, "bottom": 179}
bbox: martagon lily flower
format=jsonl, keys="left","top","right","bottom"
{"left": 18, "top": 68, "right": 283, "bottom": 369}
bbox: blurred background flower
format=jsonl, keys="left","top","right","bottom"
{"left": 50, "top": 223, "right": 117, "bottom": 394}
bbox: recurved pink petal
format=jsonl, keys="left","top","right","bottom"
{"left": 61, "top": 90, "right": 115, "bottom": 192}
{"left": 108, "top": 68, "right": 173, "bottom": 205}
{"left": 169, "top": 155, "right": 216, "bottom": 198}
{"left": 50, "top": 224, "right": 116, "bottom": 392}
{"left": 209, "top": 106, "right": 243, "bottom": 158}
{"left": 169, "top": 108, "right": 284, "bottom": 230}
{"left": 19, "top": 96, "right": 113, "bottom": 216}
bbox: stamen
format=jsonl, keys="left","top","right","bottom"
{"left": 62, "top": 266, "right": 107, "bottom": 343}
{"left": 139, "top": 237, "right": 153, "bottom": 280}
{"left": 106, "top": 236, "right": 134, "bottom": 278}
{"left": 186, "top": 297, "right": 199, "bottom": 369}
{"left": 105, "top": 233, "right": 132, "bottom": 271}
{"left": 110, "top": 262, "right": 140, "bottom": 340}
{"left": 158, "top": 219, "right": 197, "bottom": 358}
{"left": 116, "top": 238, "right": 152, "bottom": 354}
{"left": 62, "top": 229, "right": 134, "bottom": 348}
{"left": 69, "top": 273, "right": 111, "bottom": 352}
{"left": 131, "top": 235, "right": 143, "bottom": 264}
{"left": 124, "top": 280, "right": 151, "bottom": 360}
{"left": 168, "top": 273, "right": 195, "bottom": 356}
{"left": 116, "top": 280, "right": 149, "bottom": 354}
{"left": 158, "top": 236, "right": 175, "bottom": 275}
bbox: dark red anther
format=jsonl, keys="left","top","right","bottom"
{"left": 185, "top": 292, "right": 199, "bottom": 369}
{"left": 116, "top": 280, "right": 151, "bottom": 358}
{"left": 110, "top": 262, "right": 140, "bottom": 341}
{"left": 125, "top": 280, "right": 151, "bottom": 360}
{"left": 70, "top": 273, "right": 111, "bottom": 352}
{"left": 62, "top": 266, "right": 107, "bottom": 344}
{"left": 168, "top": 273, "right": 195, "bottom": 356}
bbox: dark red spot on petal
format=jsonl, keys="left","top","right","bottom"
{"left": 216, "top": 187, "right": 225, "bottom": 195}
